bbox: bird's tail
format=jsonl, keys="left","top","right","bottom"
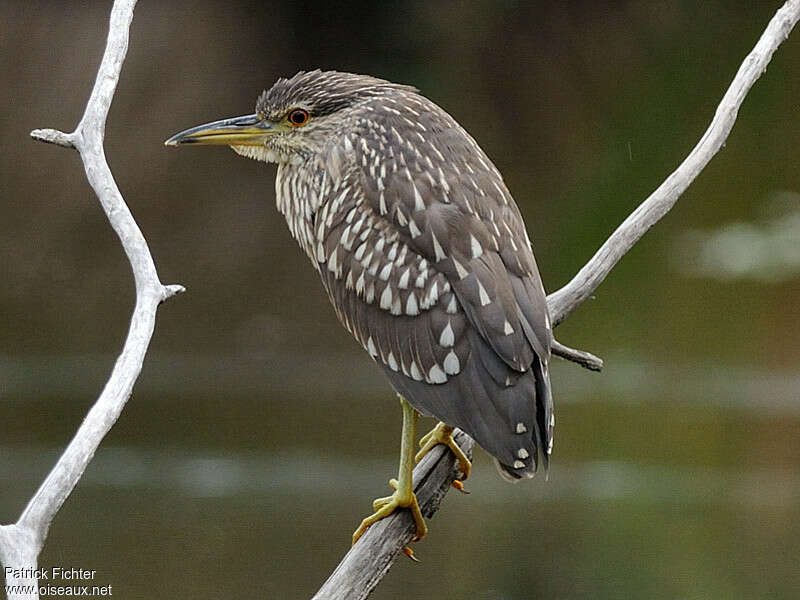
{"left": 494, "top": 355, "right": 553, "bottom": 482}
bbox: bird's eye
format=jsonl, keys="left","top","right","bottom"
{"left": 287, "top": 109, "right": 310, "bottom": 127}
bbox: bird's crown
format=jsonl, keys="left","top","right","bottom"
{"left": 256, "top": 70, "right": 418, "bottom": 121}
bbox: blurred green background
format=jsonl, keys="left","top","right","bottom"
{"left": 2, "top": 1, "right": 799, "bottom": 598}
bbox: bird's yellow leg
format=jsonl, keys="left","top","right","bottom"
{"left": 415, "top": 422, "right": 472, "bottom": 480}
{"left": 352, "top": 396, "right": 428, "bottom": 545}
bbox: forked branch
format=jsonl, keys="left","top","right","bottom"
{"left": 313, "top": 1, "right": 800, "bottom": 598}
{"left": 0, "top": 1, "right": 183, "bottom": 598}
{"left": 546, "top": 1, "right": 800, "bottom": 326}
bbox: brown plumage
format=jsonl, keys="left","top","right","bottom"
{"left": 169, "top": 70, "right": 554, "bottom": 480}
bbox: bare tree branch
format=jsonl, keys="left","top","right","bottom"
{"left": 551, "top": 340, "right": 603, "bottom": 372}
{"left": 28, "top": 129, "right": 74, "bottom": 148}
{"left": 312, "top": 430, "right": 474, "bottom": 600}
{"left": 311, "top": 1, "right": 800, "bottom": 597}
{"left": 0, "top": 1, "right": 182, "bottom": 598}
{"left": 546, "top": 0, "right": 800, "bottom": 328}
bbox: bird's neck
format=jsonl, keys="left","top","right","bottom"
{"left": 275, "top": 161, "right": 327, "bottom": 266}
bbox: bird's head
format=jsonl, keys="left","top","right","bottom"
{"left": 165, "top": 70, "right": 417, "bottom": 164}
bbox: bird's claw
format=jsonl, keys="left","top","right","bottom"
{"left": 372, "top": 479, "right": 398, "bottom": 510}
{"left": 402, "top": 546, "right": 420, "bottom": 562}
{"left": 415, "top": 422, "right": 472, "bottom": 480}
{"left": 451, "top": 479, "right": 470, "bottom": 494}
{"left": 353, "top": 483, "right": 427, "bottom": 546}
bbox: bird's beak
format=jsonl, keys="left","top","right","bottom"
{"left": 164, "top": 114, "right": 275, "bottom": 147}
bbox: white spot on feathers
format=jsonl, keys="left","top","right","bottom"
{"left": 341, "top": 224, "right": 353, "bottom": 250}
{"left": 428, "top": 364, "right": 447, "bottom": 384}
{"left": 406, "top": 292, "right": 419, "bottom": 315}
{"left": 363, "top": 252, "right": 376, "bottom": 272}
{"left": 516, "top": 422, "right": 527, "bottom": 434}
{"left": 354, "top": 242, "right": 367, "bottom": 261}
{"left": 453, "top": 259, "right": 469, "bottom": 280}
{"left": 439, "top": 321, "right": 454, "bottom": 347}
{"left": 398, "top": 267, "right": 411, "bottom": 289}
{"left": 378, "top": 262, "right": 392, "bottom": 281}
{"left": 429, "top": 280, "right": 439, "bottom": 302}
{"left": 410, "top": 361, "right": 423, "bottom": 381}
{"left": 366, "top": 281, "right": 375, "bottom": 304}
{"left": 356, "top": 272, "right": 365, "bottom": 295}
{"left": 380, "top": 285, "right": 393, "bottom": 310}
{"left": 477, "top": 279, "right": 491, "bottom": 306}
{"left": 431, "top": 231, "right": 447, "bottom": 262}
{"left": 412, "top": 182, "right": 425, "bottom": 211}
{"left": 396, "top": 207, "right": 408, "bottom": 226}
{"left": 470, "top": 234, "right": 483, "bottom": 259}
{"left": 327, "top": 246, "right": 339, "bottom": 275}
{"left": 443, "top": 351, "right": 460, "bottom": 375}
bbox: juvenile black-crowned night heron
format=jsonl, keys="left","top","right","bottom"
{"left": 166, "top": 70, "right": 553, "bottom": 545}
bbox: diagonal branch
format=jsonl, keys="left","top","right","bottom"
{"left": 0, "top": 1, "right": 182, "bottom": 598}
{"left": 311, "top": 1, "right": 800, "bottom": 598}
{"left": 545, "top": 0, "right": 800, "bottom": 328}
{"left": 312, "top": 430, "right": 474, "bottom": 600}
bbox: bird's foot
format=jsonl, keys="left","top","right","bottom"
{"left": 451, "top": 479, "right": 470, "bottom": 494}
{"left": 415, "top": 422, "right": 472, "bottom": 480}
{"left": 352, "top": 478, "right": 428, "bottom": 545}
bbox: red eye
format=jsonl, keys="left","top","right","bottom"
{"left": 288, "top": 109, "right": 309, "bottom": 127}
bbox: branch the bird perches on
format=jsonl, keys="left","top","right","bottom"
{"left": 1, "top": 2, "right": 798, "bottom": 600}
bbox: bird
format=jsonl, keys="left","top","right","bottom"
{"left": 165, "top": 70, "right": 554, "bottom": 546}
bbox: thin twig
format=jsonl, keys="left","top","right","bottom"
{"left": 551, "top": 339, "right": 603, "bottom": 371}
{"left": 0, "top": 1, "right": 182, "bottom": 598}
{"left": 545, "top": 0, "right": 800, "bottom": 327}
{"left": 28, "top": 129, "right": 74, "bottom": 148}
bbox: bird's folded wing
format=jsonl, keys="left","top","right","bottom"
{"left": 308, "top": 110, "right": 553, "bottom": 473}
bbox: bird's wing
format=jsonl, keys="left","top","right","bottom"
{"left": 312, "top": 104, "right": 553, "bottom": 477}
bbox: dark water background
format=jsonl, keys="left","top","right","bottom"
{"left": 2, "top": 2, "right": 799, "bottom": 598}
